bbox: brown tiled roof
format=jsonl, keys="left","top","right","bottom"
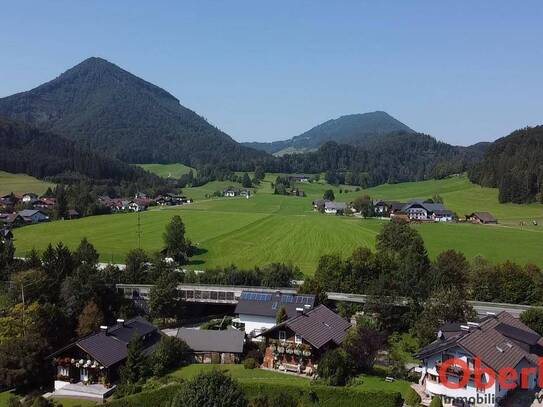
{"left": 260, "top": 305, "right": 352, "bottom": 349}
{"left": 471, "top": 212, "right": 497, "bottom": 223}
{"left": 418, "top": 312, "right": 542, "bottom": 372}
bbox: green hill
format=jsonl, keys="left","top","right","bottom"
{"left": 12, "top": 175, "right": 543, "bottom": 274}
{"left": 243, "top": 111, "right": 415, "bottom": 155}
{"left": 0, "top": 57, "right": 266, "bottom": 166}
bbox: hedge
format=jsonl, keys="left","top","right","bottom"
{"left": 104, "top": 380, "right": 403, "bottom": 407}
{"left": 242, "top": 383, "right": 404, "bottom": 407}
{"left": 104, "top": 384, "right": 183, "bottom": 407}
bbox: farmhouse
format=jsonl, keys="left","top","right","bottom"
{"left": 324, "top": 201, "right": 347, "bottom": 215}
{"left": 223, "top": 188, "right": 239, "bottom": 197}
{"left": 289, "top": 174, "right": 311, "bottom": 183}
{"left": 312, "top": 199, "right": 326, "bottom": 210}
{"left": 414, "top": 312, "right": 541, "bottom": 406}
{"left": 174, "top": 327, "right": 245, "bottom": 364}
{"left": 290, "top": 188, "right": 306, "bottom": 197}
{"left": 467, "top": 212, "right": 498, "bottom": 225}
{"left": 373, "top": 200, "right": 406, "bottom": 217}
{"left": 18, "top": 209, "right": 49, "bottom": 223}
{"left": 234, "top": 290, "right": 315, "bottom": 337}
{"left": 259, "top": 305, "right": 351, "bottom": 374}
{"left": 0, "top": 213, "right": 25, "bottom": 228}
{"left": 401, "top": 201, "right": 454, "bottom": 222}
{"left": 49, "top": 317, "right": 161, "bottom": 400}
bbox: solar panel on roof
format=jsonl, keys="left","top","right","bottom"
{"left": 281, "top": 295, "right": 293, "bottom": 303}
{"left": 272, "top": 302, "right": 278, "bottom": 310}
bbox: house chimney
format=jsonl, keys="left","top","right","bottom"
{"left": 117, "top": 319, "right": 125, "bottom": 326}
{"left": 296, "top": 307, "right": 304, "bottom": 316}
{"left": 486, "top": 312, "right": 496, "bottom": 317}
{"left": 467, "top": 322, "right": 480, "bottom": 328}
{"left": 460, "top": 325, "right": 470, "bottom": 331}
{"left": 304, "top": 304, "right": 312, "bottom": 311}
{"left": 100, "top": 325, "right": 108, "bottom": 335}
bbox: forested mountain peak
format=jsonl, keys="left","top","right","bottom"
{"left": 469, "top": 125, "right": 543, "bottom": 203}
{"left": 0, "top": 57, "right": 266, "bottom": 165}
{"left": 242, "top": 111, "right": 415, "bottom": 155}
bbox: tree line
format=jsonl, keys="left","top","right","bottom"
{"left": 469, "top": 125, "right": 543, "bottom": 203}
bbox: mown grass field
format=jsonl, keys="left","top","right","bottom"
{"left": 137, "top": 163, "right": 195, "bottom": 178}
{"left": 0, "top": 170, "right": 54, "bottom": 196}
{"left": 12, "top": 174, "right": 543, "bottom": 274}
{"left": 171, "top": 364, "right": 411, "bottom": 396}
{"left": 0, "top": 391, "right": 97, "bottom": 407}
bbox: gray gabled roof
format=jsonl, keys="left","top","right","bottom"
{"left": 18, "top": 209, "right": 47, "bottom": 218}
{"left": 324, "top": 201, "right": 347, "bottom": 210}
{"left": 260, "top": 305, "right": 352, "bottom": 349}
{"left": 176, "top": 328, "right": 245, "bottom": 354}
{"left": 50, "top": 317, "right": 161, "bottom": 368}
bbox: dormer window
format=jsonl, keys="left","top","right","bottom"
{"left": 295, "top": 334, "right": 302, "bottom": 344}
{"left": 279, "top": 330, "right": 287, "bottom": 341}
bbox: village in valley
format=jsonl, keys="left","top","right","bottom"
{"left": 2, "top": 3, "right": 543, "bottom": 407}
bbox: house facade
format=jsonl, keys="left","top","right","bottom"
{"left": 401, "top": 201, "right": 454, "bottom": 222}
{"left": 234, "top": 291, "right": 315, "bottom": 338}
{"left": 18, "top": 209, "right": 49, "bottom": 223}
{"left": 415, "top": 312, "right": 542, "bottom": 406}
{"left": 49, "top": 317, "right": 161, "bottom": 396}
{"left": 258, "top": 305, "right": 351, "bottom": 375}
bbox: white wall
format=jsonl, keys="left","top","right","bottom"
{"left": 238, "top": 314, "right": 276, "bottom": 335}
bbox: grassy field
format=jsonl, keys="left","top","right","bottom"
{"left": 170, "top": 364, "right": 410, "bottom": 396}
{"left": 0, "top": 170, "right": 54, "bottom": 196}
{"left": 12, "top": 175, "right": 543, "bottom": 273}
{"left": 137, "top": 163, "right": 195, "bottom": 178}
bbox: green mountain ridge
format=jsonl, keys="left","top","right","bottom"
{"left": 242, "top": 111, "right": 416, "bottom": 155}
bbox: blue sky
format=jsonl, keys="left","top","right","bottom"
{"left": 1, "top": 1, "right": 542, "bottom": 145}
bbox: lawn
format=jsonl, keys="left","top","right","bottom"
{"left": 12, "top": 175, "right": 543, "bottom": 274}
{"left": 170, "top": 364, "right": 411, "bottom": 397}
{"left": 0, "top": 392, "right": 96, "bottom": 407}
{"left": 51, "top": 398, "right": 97, "bottom": 406}
{"left": 0, "top": 170, "right": 54, "bottom": 196}
{"left": 137, "top": 163, "right": 196, "bottom": 178}
{"left": 0, "top": 391, "right": 13, "bottom": 407}
{"left": 171, "top": 364, "right": 311, "bottom": 386}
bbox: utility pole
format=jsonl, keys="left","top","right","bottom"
{"left": 136, "top": 212, "right": 142, "bottom": 249}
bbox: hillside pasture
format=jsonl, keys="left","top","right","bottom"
{"left": 137, "top": 163, "right": 195, "bottom": 178}
{"left": 0, "top": 170, "right": 54, "bottom": 196}
{"left": 12, "top": 175, "right": 543, "bottom": 273}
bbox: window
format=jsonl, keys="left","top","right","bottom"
{"left": 279, "top": 331, "right": 287, "bottom": 341}
{"left": 58, "top": 366, "right": 69, "bottom": 377}
{"left": 295, "top": 334, "right": 303, "bottom": 344}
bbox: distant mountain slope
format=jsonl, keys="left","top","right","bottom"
{"left": 469, "top": 126, "right": 543, "bottom": 203}
{"left": 243, "top": 111, "right": 415, "bottom": 155}
{"left": 0, "top": 116, "right": 162, "bottom": 186}
{"left": 268, "top": 131, "right": 483, "bottom": 186}
{"left": 0, "top": 57, "right": 266, "bottom": 166}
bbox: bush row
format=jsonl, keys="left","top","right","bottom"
{"left": 104, "top": 384, "right": 183, "bottom": 407}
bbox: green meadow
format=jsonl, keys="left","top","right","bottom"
{"left": 11, "top": 174, "right": 543, "bottom": 274}
{"left": 0, "top": 170, "right": 54, "bottom": 196}
{"left": 137, "top": 163, "right": 195, "bottom": 178}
